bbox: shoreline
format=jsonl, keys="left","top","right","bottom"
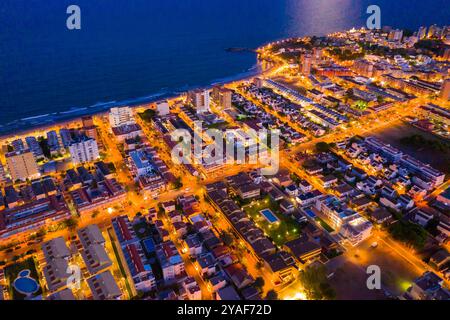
{"left": 0, "top": 60, "right": 262, "bottom": 140}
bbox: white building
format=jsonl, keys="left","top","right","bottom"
{"left": 129, "top": 149, "right": 155, "bottom": 177}
{"left": 182, "top": 277, "right": 202, "bottom": 300}
{"left": 417, "top": 26, "right": 427, "bottom": 39}
{"left": 388, "top": 29, "right": 404, "bottom": 42}
{"left": 109, "top": 106, "right": 135, "bottom": 128}
{"left": 0, "top": 162, "right": 8, "bottom": 182}
{"left": 69, "top": 138, "right": 99, "bottom": 165}
{"left": 188, "top": 89, "right": 210, "bottom": 114}
{"left": 340, "top": 216, "right": 373, "bottom": 246}
{"left": 315, "top": 195, "right": 359, "bottom": 229}
{"left": 156, "top": 100, "right": 170, "bottom": 116}
{"left": 156, "top": 241, "right": 185, "bottom": 282}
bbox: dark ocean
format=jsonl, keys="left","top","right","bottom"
{"left": 0, "top": 0, "right": 449, "bottom": 132}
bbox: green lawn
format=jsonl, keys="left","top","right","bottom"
{"left": 243, "top": 196, "right": 302, "bottom": 246}
{"left": 315, "top": 217, "right": 335, "bottom": 233}
{"left": 107, "top": 229, "right": 134, "bottom": 298}
{"left": 4, "top": 258, "right": 42, "bottom": 300}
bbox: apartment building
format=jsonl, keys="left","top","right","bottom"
{"left": 5, "top": 149, "right": 40, "bottom": 181}
{"left": 156, "top": 240, "right": 185, "bottom": 282}
{"left": 112, "top": 215, "right": 156, "bottom": 293}
{"left": 41, "top": 237, "right": 72, "bottom": 292}
{"left": 188, "top": 89, "right": 210, "bottom": 114}
{"left": 87, "top": 270, "right": 122, "bottom": 300}
{"left": 68, "top": 137, "right": 100, "bottom": 165}
{"left": 109, "top": 106, "right": 135, "bottom": 128}
{"left": 0, "top": 195, "right": 70, "bottom": 238}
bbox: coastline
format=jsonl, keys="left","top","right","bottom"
{"left": 0, "top": 60, "right": 262, "bottom": 140}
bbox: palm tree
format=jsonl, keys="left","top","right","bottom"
{"left": 265, "top": 290, "right": 278, "bottom": 300}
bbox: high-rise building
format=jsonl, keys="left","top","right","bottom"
{"left": 443, "top": 26, "right": 450, "bottom": 38}
{"left": 443, "top": 48, "right": 450, "bottom": 61}
{"left": 68, "top": 137, "right": 100, "bottom": 165}
{"left": 388, "top": 29, "right": 403, "bottom": 42}
{"left": 300, "top": 53, "right": 313, "bottom": 76}
{"left": 59, "top": 128, "right": 73, "bottom": 148}
{"left": 312, "top": 47, "right": 323, "bottom": 63}
{"left": 82, "top": 116, "right": 99, "bottom": 143}
{"left": 439, "top": 79, "right": 450, "bottom": 101}
{"left": 5, "top": 149, "right": 40, "bottom": 181}
{"left": 188, "top": 89, "right": 210, "bottom": 114}
{"left": 212, "top": 86, "right": 232, "bottom": 109}
{"left": 25, "top": 136, "right": 44, "bottom": 159}
{"left": 211, "top": 86, "right": 221, "bottom": 103}
{"left": 417, "top": 26, "right": 427, "bottom": 40}
{"left": 219, "top": 89, "right": 232, "bottom": 110}
{"left": 109, "top": 106, "right": 135, "bottom": 128}
{"left": 156, "top": 100, "right": 170, "bottom": 116}
{"left": 81, "top": 115, "right": 94, "bottom": 128}
{"left": 11, "top": 139, "right": 25, "bottom": 152}
{"left": 428, "top": 25, "right": 442, "bottom": 38}
{"left": 254, "top": 78, "right": 264, "bottom": 88}
{"left": 47, "top": 130, "right": 62, "bottom": 155}
{"left": 353, "top": 59, "right": 374, "bottom": 78}
{"left": 0, "top": 162, "right": 7, "bottom": 183}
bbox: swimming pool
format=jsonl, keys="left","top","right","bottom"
{"left": 260, "top": 209, "right": 279, "bottom": 224}
{"left": 304, "top": 209, "right": 316, "bottom": 218}
{"left": 13, "top": 269, "right": 40, "bottom": 296}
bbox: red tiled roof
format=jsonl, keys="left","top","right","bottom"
{"left": 127, "top": 244, "right": 145, "bottom": 273}
{"left": 117, "top": 216, "right": 133, "bottom": 241}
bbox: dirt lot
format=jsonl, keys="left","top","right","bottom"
{"left": 368, "top": 120, "right": 450, "bottom": 175}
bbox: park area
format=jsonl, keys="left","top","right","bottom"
{"left": 243, "top": 196, "right": 303, "bottom": 246}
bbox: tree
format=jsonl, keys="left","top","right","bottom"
{"left": 64, "top": 217, "right": 79, "bottom": 230}
{"left": 299, "top": 265, "right": 336, "bottom": 300}
{"left": 319, "top": 282, "right": 336, "bottom": 300}
{"left": 91, "top": 210, "right": 100, "bottom": 219}
{"left": 91, "top": 180, "right": 98, "bottom": 189}
{"left": 388, "top": 220, "right": 427, "bottom": 250}
{"left": 315, "top": 142, "right": 331, "bottom": 153}
{"left": 38, "top": 137, "right": 51, "bottom": 158}
{"left": 256, "top": 261, "right": 264, "bottom": 270}
{"left": 172, "top": 177, "right": 183, "bottom": 190}
{"left": 376, "top": 95, "right": 384, "bottom": 103}
{"left": 133, "top": 290, "right": 145, "bottom": 300}
{"left": 353, "top": 100, "right": 368, "bottom": 111}
{"left": 220, "top": 231, "right": 234, "bottom": 247}
{"left": 138, "top": 109, "right": 157, "bottom": 122}
{"left": 254, "top": 277, "right": 265, "bottom": 292}
{"left": 265, "top": 289, "right": 278, "bottom": 300}
{"left": 107, "top": 162, "right": 117, "bottom": 173}
{"left": 36, "top": 228, "right": 47, "bottom": 238}
{"left": 290, "top": 173, "right": 301, "bottom": 183}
